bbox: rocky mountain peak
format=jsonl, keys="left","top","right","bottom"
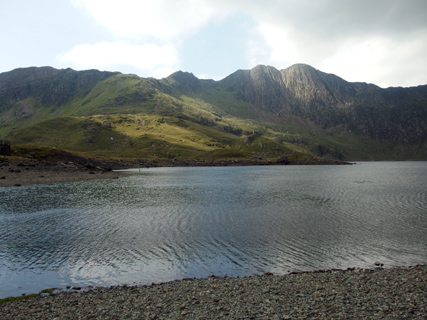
{"left": 166, "top": 70, "right": 198, "bottom": 82}
{"left": 163, "top": 71, "right": 209, "bottom": 93}
{"left": 279, "top": 64, "right": 357, "bottom": 107}
{"left": 281, "top": 64, "right": 326, "bottom": 87}
{"left": 250, "top": 64, "right": 281, "bottom": 77}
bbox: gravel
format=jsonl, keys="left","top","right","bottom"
{"left": 0, "top": 158, "right": 118, "bottom": 187}
{"left": 1, "top": 265, "right": 426, "bottom": 319}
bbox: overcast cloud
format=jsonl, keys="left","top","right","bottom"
{"left": 1, "top": 0, "right": 426, "bottom": 87}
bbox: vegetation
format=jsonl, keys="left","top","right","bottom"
{"left": 1, "top": 66, "right": 426, "bottom": 162}
{"left": 0, "top": 288, "right": 57, "bottom": 304}
{"left": 0, "top": 294, "right": 38, "bottom": 304}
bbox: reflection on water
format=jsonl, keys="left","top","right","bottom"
{"left": 1, "top": 162, "right": 426, "bottom": 298}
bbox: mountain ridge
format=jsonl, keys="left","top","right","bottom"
{"left": 0, "top": 64, "right": 426, "bottom": 161}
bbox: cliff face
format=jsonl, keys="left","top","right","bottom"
{"left": 218, "top": 64, "right": 427, "bottom": 143}
{"left": 220, "top": 65, "right": 288, "bottom": 114}
{"left": 220, "top": 64, "right": 355, "bottom": 112}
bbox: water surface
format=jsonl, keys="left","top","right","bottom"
{"left": 0, "top": 162, "right": 426, "bottom": 298}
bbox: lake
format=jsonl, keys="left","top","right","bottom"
{"left": 0, "top": 162, "right": 426, "bottom": 298}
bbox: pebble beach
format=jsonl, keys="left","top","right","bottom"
{"left": 0, "top": 156, "right": 119, "bottom": 187}
{"left": 1, "top": 265, "right": 426, "bottom": 319}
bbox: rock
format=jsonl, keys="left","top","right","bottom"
{"left": 0, "top": 266, "right": 426, "bottom": 319}
{"left": 84, "top": 163, "right": 96, "bottom": 170}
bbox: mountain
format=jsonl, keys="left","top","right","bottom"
{"left": 0, "top": 67, "right": 117, "bottom": 109}
{"left": 220, "top": 64, "right": 427, "bottom": 143}
{"left": 0, "top": 64, "right": 426, "bottom": 162}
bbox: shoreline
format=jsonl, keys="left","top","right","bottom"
{"left": 0, "top": 157, "right": 119, "bottom": 188}
{"left": 1, "top": 265, "right": 425, "bottom": 319}
{"left": 0, "top": 152, "right": 350, "bottom": 188}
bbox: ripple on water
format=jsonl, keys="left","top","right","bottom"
{"left": 0, "top": 162, "right": 426, "bottom": 298}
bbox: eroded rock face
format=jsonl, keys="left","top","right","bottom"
{"left": 219, "top": 64, "right": 427, "bottom": 143}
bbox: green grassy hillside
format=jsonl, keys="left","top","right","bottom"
{"left": 6, "top": 114, "right": 312, "bottom": 162}
{"left": 2, "top": 67, "right": 426, "bottom": 162}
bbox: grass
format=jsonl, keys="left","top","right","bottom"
{"left": 0, "top": 294, "right": 38, "bottom": 304}
{"left": 8, "top": 110, "right": 417, "bottom": 162}
{"left": 0, "top": 288, "right": 58, "bottom": 304}
{"left": 6, "top": 110, "right": 319, "bottom": 162}
{"left": 3, "top": 71, "right": 423, "bottom": 161}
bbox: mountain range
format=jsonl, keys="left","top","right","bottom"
{"left": 0, "top": 64, "right": 426, "bottom": 163}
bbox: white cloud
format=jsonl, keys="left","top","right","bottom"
{"left": 72, "top": 0, "right": 232, "bottom": 40}
{"left": 244, "top": 0, "right": 427, "bottom": 87}
{"left": 57, "top": 41, "right": 180, "bottom": 78}
{"left": 248, "top": 18, "right": 427, "bottom": 87}
{"left": 66, "top": 0, "right": 427, "bottom": 86}
{"left": 318, "top": 30, "right": 427, "bottom": 87}
{"left": 66, "top": 0, "right": 237, "bottom": 78}
{"left": 246, "top": 21, "right": 340, "bottom": 71}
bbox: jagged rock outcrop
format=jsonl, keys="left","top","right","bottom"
{"left": 219, "top": 64, "right": 427, "bottom": 143}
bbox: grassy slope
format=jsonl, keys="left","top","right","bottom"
{"left": 3, "top": 73, "right": 425, "bottom": 161}
{"left": 5, "top": 114, "right": 304, "bottom": 161}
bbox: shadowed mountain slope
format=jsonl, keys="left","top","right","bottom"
{"left": 1, "top": 64, "right": 426, "bottom": 161}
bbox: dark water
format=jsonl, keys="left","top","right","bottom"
{"left": 0, "top": 162, "right": 426, "bottom": 298}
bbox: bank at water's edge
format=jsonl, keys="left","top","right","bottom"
{"left": 1, "top": 265, "right": 426, "bottom": 319}
{"left": 0, "top": 151, "right": 350, "bottom": 187}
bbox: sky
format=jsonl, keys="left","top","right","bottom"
{"left": 1, "top": 0, "right": 426, "bottom": 88}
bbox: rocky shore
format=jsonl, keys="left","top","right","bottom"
{"left": 1, "top": 265, "right": 426, "bottom": 319}
{"left": 115, "top": 155, "right": 351, "bottom": 168}
{"left": 0, "top": 148, "right": 350, "bottom": 187}
{"left": 0, "top": 155, "right": 119, "bottom": 187}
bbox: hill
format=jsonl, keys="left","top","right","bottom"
{"left": 0, "top": 64, "right": 426, "bottom": 163}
